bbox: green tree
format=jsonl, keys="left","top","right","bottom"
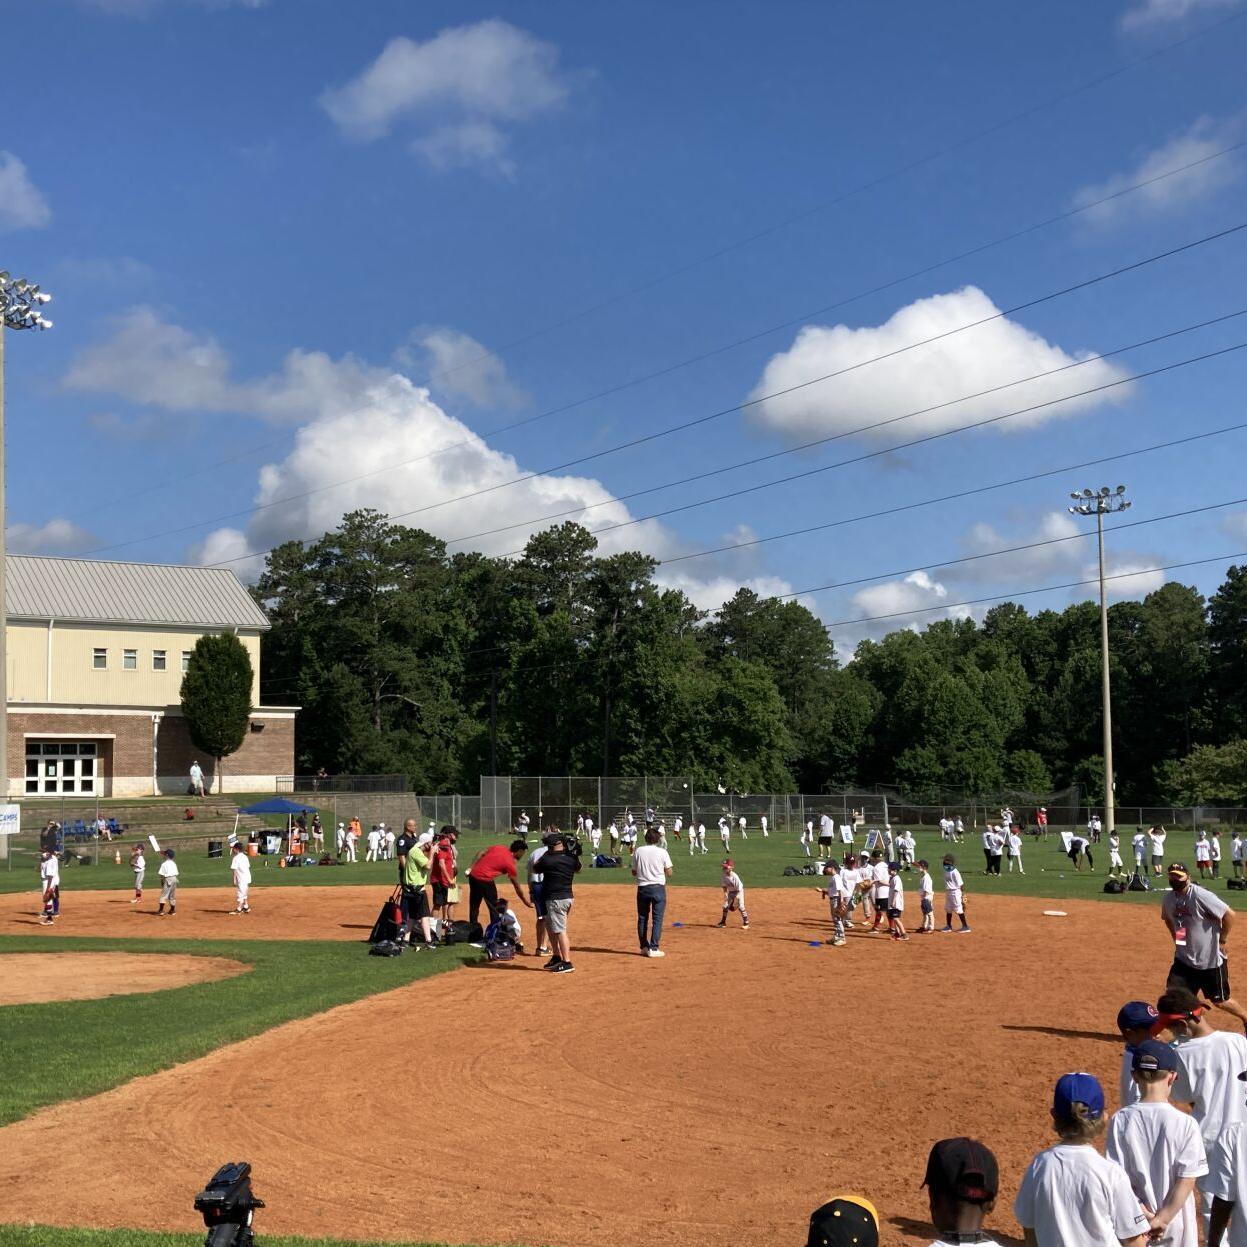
{"left": 1209, "top": 566, "right": 1247, "bottom": 738}
{"left": 180, "top": 633, "right": 254, "bottom": 793}
{"left": 1156, "top": 740, "right": 1247, "bottom": 805}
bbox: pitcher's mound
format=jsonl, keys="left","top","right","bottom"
{"left": 0, "top": 952, "right": 248, "bottom": 1006}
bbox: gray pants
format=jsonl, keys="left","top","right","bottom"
{"left": 159, "top": 879, "right": 177, "bottom": 906}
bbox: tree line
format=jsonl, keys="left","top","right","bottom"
{"left": 251, "top": 509, "right": 1247, "bottom": 805}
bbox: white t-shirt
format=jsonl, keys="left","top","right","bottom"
{"left": 1119, "top": 1049, "right": 1142, "bottom": 1108}
{"left": 1151, "top": 831, "right": 1168, "bottom": 856}
{"left": 1234, "top": 837, "right": 1244, "bottom": 862}
{"left": 39, "top": 856, "right": 60, "bottom": 887}
{"left": 819, "top": 814, "right": 832, "bottom": 836}
{"left": 1133, "top": 832, "right": 1147, "bottom": 856}
{"left": 231, "top": 853, "right": 252, "bottom": 883}
{"left": 944, "top": 867, "right": 964, "bottom": 892}
{"left": 1106, "top": 1100, "right": 1207, "bottom": 1247}
{"left": 1172, "top": 1031, "right": 1247, "bottom": 1148}
{"left": 982, "top": 829, "right": 996, "bottom": 850}
{"left": 632, "top": 844, "right": 672, "bottom": 887}
{"left": 871, "top": 860, "right": 889, "bottom": 898}
{"left": 722, "top": 870, "right": 743, "bottom": 896}
{"left": 158, "top": 859, "right": 179, "bottom": 880}
{"left": 918, "top": 871, "right": 933, "bottom": 899}
{"left": 1196, "top": 839, "right": 1212, "bottom": 863}
{"left": 1008, "top": 833, "right": 1022, "bottom": 853}
{"left": 1211, "top": 838, "right": 1223, "bottom": 862}
{"left": 1205, "top": 1121, "right": 1247, "bottom": 1247}
{"left": 888, "top": 875, "right": 903, "bottom": 911}
{"left": 1014, "top": 1142, "right": 1149, "bottom": 1246}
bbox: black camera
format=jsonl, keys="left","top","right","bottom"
{"left": 194, "top": 1162, "right": 264, "bottom": 1247}
{"left": 563, "top": 832, "right": 582, "bottom": 858}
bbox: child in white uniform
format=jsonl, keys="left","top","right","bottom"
{"left": 39, "top": 848, "right": 60, "bottom": 925}
{"left": 157, "top": 849, "right": 179, "bottom": 917}
{"left": 130, "top": 843, "right": 146, "bottom": 903}
{"left": 717, "top": 859, "right": 749, "bottom": 928}
{"left": 940, "top": 855, "right": 970, "bottom": 933}
{"left": 229, "top": 841, "right": 252, "bottom": 914}
{"left": 916, "top": 860, "right": 935, "bottom": 933}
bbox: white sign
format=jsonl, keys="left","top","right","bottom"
{"left": 0, "top": 804, "right": 20, "bottom": 836}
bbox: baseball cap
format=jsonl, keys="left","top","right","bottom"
{"left": 1117, "top": 1001, "right": 1160, "bottom": 1033}
{"left": 416, "top": 832, "right": 434, "bottom": 847}
{"left": 805, "top": 1196, "right": 879, "bottom": 1247}
{"left": 1167, "top": 861, "right": 1191, "bottom": 881}
{"left": 1132, "top": 1039, "right": 1178, "bottom": 1073}
{"left": 922, "top": 1137, "right": 999, "bottom": 1204}
{"left": 1053, "top": 1072, "right": 1105, "bottom": 1120}
{"left": 723, "top": 858, "right": 734, "bottom": 868}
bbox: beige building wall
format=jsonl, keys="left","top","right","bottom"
{"left": 7, "top": 620, "right": 262, "bottom": 708}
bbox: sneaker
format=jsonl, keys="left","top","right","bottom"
{"left": 716, "top": 920, "right": 726, "bottom": 928}
{"left": 647, "top": 948, "right": 666, "bottom": 958}
{"left": 939, "top": 926, "right": 952, "bottom": 933}
{"left": 544, "top": 955, "right": 562, "bottom": 969}
{"left": 241, "top": 906, "right": 250, "bottom": 913}
{"left": 958, "top": 927, "right": 973, "bottom": 935}
{"left": 831, "top": 937, "right": 846, "bottom": 947}
{"left": 534, "top": 946, "right": 552, "bottom": 956}
{"left": 742, "top": 922, "right": 750, "bottom": 929}
{"left": 40, "top": 916, "right": 53, "bottom": 925}
{"left": 551, "top": 961, "right": 575, "bottom": 973}
{"left": 228, "top": 910, "right": 242, "bottom": 915}
{"left": 423, "top": 942, "right": 439, "bottom": 952}
{"left": 129, "top": 898, "right": 140, "bottom": 904}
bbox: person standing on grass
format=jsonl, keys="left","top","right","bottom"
{"left": 39, "top": 847, "right": 60, "bottom": 925}
{"left": 1197, "top": 832, "right": 1214, "bottom": 879}
{"left": 1151, "top": 826, "right": 1169, "bottom": 877}
{"left": 1106, "top": 1039, "right": 1207, "bottom": 1247}
{"left": 818, "top": 811, "right": 834, "bottom": 860}
{"left": 1212, "top": 831, "right": 1224, "bottom": 880}
{"left": 310, "top": 813, "right": 323, "bottom": 853}
{"left": 1160, "top": 862, "right": 1247, "bottom": 1030}
{"left": 130, "top": 841, "right": 146, "bottom": 904}
{"left": 157, "top": 849, "right": 179, "bottom": 917}
{"left": 1007, "top": 825, "right": 1025, "bottom": 874}
{"left": 538, "top": 832, "right": 581, "bottom": 973}
{"left": 396, "top": 820, "right": 435, "bottom": 950}
{"left": 228, "top": 841, "right": 252, "bottom": 915}
{"left": 1013, "top": 1072, "right": 1149, "bottom": 1247}
{"left": 466, "top": 838, "right": 532, "bottom": 932}
{"left": 1069, "top": 830, "right": 1094, "bottom": 872}
{"left": 632, "top": 826, "right": 673, "bottom": 958}
{"left": 430, "top": 827, "right": 457, "bottom": 936}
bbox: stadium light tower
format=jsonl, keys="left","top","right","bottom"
{"left": 0, "top": 272, "right": 54, "bottom": 801}
{"left": 1068, "top": 484, "right": 1131, "bottom": 840}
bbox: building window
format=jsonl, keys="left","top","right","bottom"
{"left": 93, "top": 648, "right": 107, "bottom": 670}
{"left": 182, "top": 651, "right": 192, "bottom": 673}
{"left": 24, "top": 740, "right": 99, "bottom": 795}
{"left": 123, "top": 649, "right": 137, "bottom": 671}
{"left": 153, "top": 650, "right": 167, "bottom": 671}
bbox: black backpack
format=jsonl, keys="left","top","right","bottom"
{"left": 368, "top": 939, "right": 403, "bottom": 957}
{"left": 1103, "top": 879, "right": 1127, "bottom": 894}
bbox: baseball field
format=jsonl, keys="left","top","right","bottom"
{"left": 1, "top": 826, "right": 1242, "bottom": 1247}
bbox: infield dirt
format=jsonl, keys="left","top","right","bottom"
{"left": 0, "top": 882, "right": 1215, "bottom": 1247}
{"left": 0, "top": 952, "right": 247, "bottom": 1005}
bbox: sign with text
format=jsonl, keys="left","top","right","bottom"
{"left": 0, "top": 804, "right": 21, "bottom": 836}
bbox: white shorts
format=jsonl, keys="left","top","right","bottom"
{"left": 944, "top": 889, "right": 964, "bottom": 915}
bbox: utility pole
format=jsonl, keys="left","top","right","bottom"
{"left": 1068, "top": 485, "right": 1131, "bottom": 838}
{"left": 0, "top": 272, "right": 54, "bottom": 801}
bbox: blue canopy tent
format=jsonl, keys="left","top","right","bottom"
{"left": 235, "top": 797, "right": 319, "bottom": 847}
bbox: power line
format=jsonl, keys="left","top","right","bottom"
{"left": 442, "top": 306, "right": 1242, "bottom": 550}
{"left": 411, "top": 9, "right": 1247, "bottom": 389}
{"left": 188, "top": 224, "right": 1247, "bottom": 570}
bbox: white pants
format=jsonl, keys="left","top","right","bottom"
{"left": 760, "top": 819, "right": 768, "bottom": 837}
{"left": 590, "top": 829, "right": 602, "bottom": 848}
{"left": 1110, "top": 850, "right": 1123, "bottom": 869}
{"left": 366, "top": 843, "right": 378, "bottom": 862}
{"left": 235, "top": 881, "right": 249, "bottom": 909}
{"left": 345, "top": 840, "right": 357, "bottom": 862}
{"left": 944, "top": 890, "right": 964, "bottom": 916}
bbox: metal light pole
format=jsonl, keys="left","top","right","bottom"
{"left": 1068, "top": 485, "right": 1131, "bottom": 838}
{"left": 0, "top": 271, "right": 54, "bottom": 799}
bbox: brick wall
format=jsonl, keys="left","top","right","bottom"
{"left": 158, "top": 713, "right": 294, "bottom": 789}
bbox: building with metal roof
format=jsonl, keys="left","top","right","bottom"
{"left": 5, "top": 556, "right": 295, "bottom": 799}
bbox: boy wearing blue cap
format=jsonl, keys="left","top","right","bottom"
{"left": 1014, "top": 1072, "right": 1149, "bottom": 1246}
{"left": 1107, "top": 1040, "right": 1207, "bottom": 1247}
{"left": 1116, "top": 1001, "right": 1161, "bottom": 1108}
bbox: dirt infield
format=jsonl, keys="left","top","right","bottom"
{"left": 0, "top": 883, "right": 1209, "bottom": 1247}
{"left": 0, "top": 951, "right": 248, "bottom": 1005}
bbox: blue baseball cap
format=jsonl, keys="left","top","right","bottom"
{"left": 1117, "top": 1001, "right": 1160, "bottom": 1033}
{"left": 1132, "top": 1039, "right": 1178, "bottom": 1073}
{"left": 1053, "top": 1072, "right": 1104, "bottom": 1119}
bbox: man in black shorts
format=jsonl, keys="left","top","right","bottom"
{"left": 1160, "top": 860, "right": 1247, "bottom": 1029}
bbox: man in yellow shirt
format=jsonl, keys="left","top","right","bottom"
{"left": 398, "top": 818, "right": 435, "bottom": 950}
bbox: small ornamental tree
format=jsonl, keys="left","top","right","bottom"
{"left": 180, "top": 634, "right": 254, "bottom": 794}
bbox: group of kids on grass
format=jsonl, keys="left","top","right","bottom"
{"left": 810, "top": 993, "right": 1247, "bottom": 1247}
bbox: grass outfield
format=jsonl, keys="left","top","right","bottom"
{"left": 3, "top": 824, "right": 1242, "bottom": 909}
{"left": 0, "top": 935, "right": 469, "bottom": 1126}
{"left": 0, "top": 1230, "right": 505, "bottom": 1247}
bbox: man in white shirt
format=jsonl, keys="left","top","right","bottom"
{"left": 922, "top": 1136, "right": 1003, "bottom": 1247}
{"left": 1106, "top": 1040, "right": 1207, "bottom": 1247}
{"left": 759, "top": 814, "right": 768, "bottom": 838}
{"left": 189, "top": 760, "right": 205, "bottom": 798}
{"left": 800, "top": 818, "right": 814, "bottom": 858}
{"left": 1207, "top": 1067, "right": 1247, "bottom": 1247}
{"left": 228, "top": 841, "right": 252, "bottom": 915}
{"left": 737, "top": 814, "right": 747, "bottom": 841}
{"left": 817, "top": 812, "right": 834, "bottom": 859}
{"left": 1014, "top": 1072, "right": 1148, "bottom": 1247}
{"left": 39, "top": 848, "right": 60, "bottom": 925}
{"left": 718, "top": 817, "right": 731, "bottom": 850}
{"left": 632, "top": 828, "right": 674, "bottom": 958}
{"left": 365, "top": 825, "right": 381, "bottom": 862}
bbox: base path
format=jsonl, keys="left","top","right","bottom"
{"left": 0, "top": 886, "right": 1192, "bottom": 1247}
{"left": 0, "top": 952, "right": 247, "bottom": 1005}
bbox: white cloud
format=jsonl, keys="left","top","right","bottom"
{"left": 0, "top": 153, "right": 51, "bottom": 233}
{"left": 1095, "top": 555, "right": 1167, "bottom": 599}
{"left": 953, "top": 511, "right": 1085, "bottom": 583}
{"left": 749, "top": 286, "right": 1131, "bottom": 444}
{"left": 7, "top": 518, "right": 96, "bottom": 556}
{"left": 77, "top": 0, "right": 264, "bottom": 15}
{"left": 320, "top": 21, "right": 572, "bottom": 173}
{"left": 1121, "top": 0, "right": 1241, "bottom": 30}
{"left": 1073, "top": 117, "right": 1242, "bottom": 224}
{"left": 399, "top": 327, "right": 526, "bottom": 410}
{"left": 850, "top": 570, "right": 954, "bottom": 623}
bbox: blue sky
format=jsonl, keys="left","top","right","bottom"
{"left": 3, "top": 0, "right": 1247, "bottom": 656}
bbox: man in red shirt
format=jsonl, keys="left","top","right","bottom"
{"left": 467, "top": 839, "right": 532, "bottom": 931}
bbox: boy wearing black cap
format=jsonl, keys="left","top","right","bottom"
{"left": 922, "top": 1136, "right": 1001, "bottom": 1246}
{"left": 1107, "top": 1039, "right": 1207, "bottom": 1247}
{"left": 806, "top": 1196, "right": 878, "bottom": 1247}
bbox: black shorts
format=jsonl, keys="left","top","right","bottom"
{"left": 887, "top": 907, "right": 902, "bottom": 920}
{"left": 431, "top": 883, "right": 448, "bottom": 907}
{"left": 818, "top": 835, "right": 834, "bottom": 846}
{"left": 403, "top": 887, "right": 430, "bottom": 922}
{"left": 1168, "top": 958, "right": 1231, "bottom": 1003}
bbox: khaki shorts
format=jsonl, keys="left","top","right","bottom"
{"left": 545, "top": 897, "right": 573, "bottom": 934}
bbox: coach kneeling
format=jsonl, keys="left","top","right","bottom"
{"left": 632, "top": 826, "right": 673, "bottom": 958}
{"left": 540, "top": 833, "right": 581, "bottom": 975}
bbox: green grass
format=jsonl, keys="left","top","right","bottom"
{"left": 2, "top": 824, "right": 1240, "bottom": 910}
{"left": 0, "top": 1229, "right": 507, "bottom": 1247}
{"left": 0, "top": 935, "right": 472, "bottom": 1126}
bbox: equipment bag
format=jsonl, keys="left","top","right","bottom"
{"left": 1103, "top": 880, "right": 1127, "bottom": 894}
{"left": 1127, "top": 871, "right": 1151, "bottom": 892}
{"left": 367, "top": 886, "right": 404, "bottom": 944}
{"left": 369, "top": 939, "right": 403, "bottom": 957}
{"left": 593, "top": 854, "right": 621, "bottom": 868}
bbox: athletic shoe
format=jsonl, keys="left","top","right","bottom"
{"left": 241, "top": 906, "right": 250, "bottom": 913}
{"left": 551, "top": 961, "right": 574, "bottom": 973}
{"left": 534, "top": 946, "right": 552, "bottom": 956}
{"left": 228, "top": 910, "right": 242, "bottom": 915}
{"left": 423, "top": 942, "right": 438, "bottom": 952}
{"left": 129, "top": 898, "right": 140, "bottom": 904}
{"left": 715, "top": 920, "right": 726, "bottom": 928}
{"left": 831, "top": 937, "right": 846, "bottom": 947}
{"left": 40, "top": 916, "right": 53, "bottom": 925}
{"left": 938, "top": 926, "right": 952, "bottom": 933}
{"left": 544, "top": 955, "right": 561, "bottom": 969}
{"left": 742, "top": 922, "right": 750, "bottom": 929}
{"left": 646, "top": 948, "right": 666, "bottom": 958}
{"left": 957, "top": 927, "right": 973, "bottom": 934}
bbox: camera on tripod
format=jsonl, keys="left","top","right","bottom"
{"left": 194, "top": 1162, "right": 264, "bottom": 1247}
